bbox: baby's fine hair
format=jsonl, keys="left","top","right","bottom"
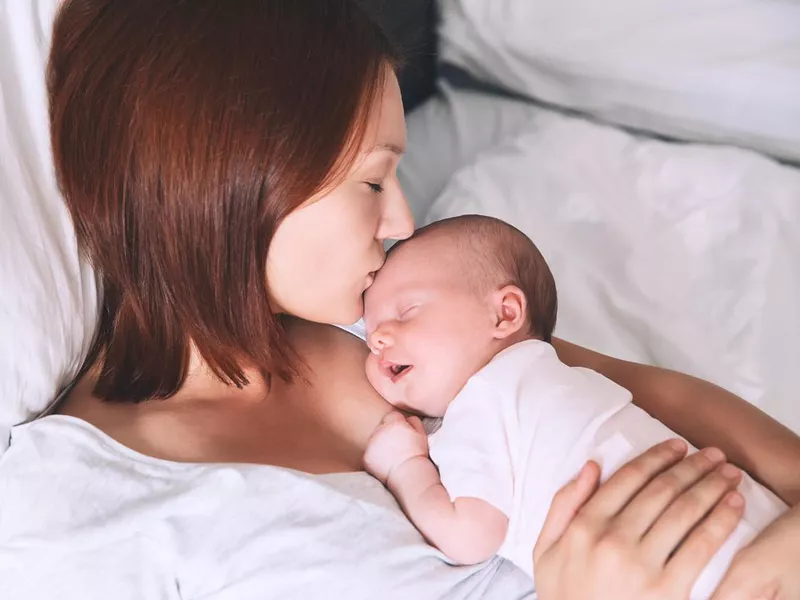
{"left": 392, "top": 215, "right": 558, "bottom": 342}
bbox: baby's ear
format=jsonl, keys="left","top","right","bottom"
{"left": 491, "top": 285, "right": 527, "bottom": 339}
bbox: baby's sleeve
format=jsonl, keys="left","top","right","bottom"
{"left": 428, "top": 379, "right": 515, "bottom": 517}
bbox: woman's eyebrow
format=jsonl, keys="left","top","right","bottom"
{"left": 367, "top": 143, "right": 406, "bottom": 156}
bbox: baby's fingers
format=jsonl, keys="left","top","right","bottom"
{"left": 406, "top": 415, "right": 426, "bottom": 435}
{"left": 381, "top": 411, "right": 406, "bottom": 425}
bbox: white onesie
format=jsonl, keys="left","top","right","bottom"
{"left": 428, "top": 340, "right": 787, "bottom": 599}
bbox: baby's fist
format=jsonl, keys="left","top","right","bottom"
{"left": 364, "top": 412, "right": 429, "bottom": 484}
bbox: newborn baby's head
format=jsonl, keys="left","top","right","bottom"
{"left": 363, "top": 214, "right": 557, "bottom": 417}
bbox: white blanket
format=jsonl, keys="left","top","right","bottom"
{"left": 425, "top": 109, "right": 800, "bottom": 433}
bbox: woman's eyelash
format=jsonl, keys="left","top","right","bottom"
{"left": 366, "top": 182, "right": 384, "bottom": 194}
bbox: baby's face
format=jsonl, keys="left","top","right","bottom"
{"left": 363, "top": 240, "right": 497, "bottom": 417}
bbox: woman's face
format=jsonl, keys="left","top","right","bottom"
{"left": 267, "top": 71, "right": 414, "bottom": 325}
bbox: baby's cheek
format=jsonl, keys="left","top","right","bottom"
{"left": 365, "top": 354, "right": 380, "bottom": 388}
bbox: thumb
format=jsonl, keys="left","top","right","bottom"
{"left": 533, "top": 461, "right": 601, "bottom": 565}
{"left": 406, "top": 415, "right": 426, "bottom": 435}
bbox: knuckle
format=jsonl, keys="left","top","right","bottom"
{"left": 620, "top": 461, "right": 650, "bottom": 482}
{"left": 691, "top": 530, "right": 720, "bottom": 558}
{"left": 697, "top": 511, "right": 736, "bottom": 546}
{"left": 671, "top": 493, "right": 706, "bottom": 520}
{"left": 649, "top": 472, "right": 683, "bottom": 498}
{"left": 705, "top": 471, "right": 737, "bottom": 496}
{"left": 565, "top": 515, "right": 595, "bottom": 546}
{"left": 595, "top": 532, "right": 629, "bottom": 568}
{"left": 678, "top": 478, "right": 726, "bottom": 512}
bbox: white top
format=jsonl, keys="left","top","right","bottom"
{"left": 428, "top": 340, "right": 787, "bottom": 598}
{"left": 0, "top": 415, "right": 533, "bottom": 599}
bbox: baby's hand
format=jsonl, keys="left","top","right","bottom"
{"left": 364, "top": 412, "right": 429, "bottom": 484}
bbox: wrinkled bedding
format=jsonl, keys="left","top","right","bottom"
{"left": 423, "top": 107, "right": 800, "bottom": 433}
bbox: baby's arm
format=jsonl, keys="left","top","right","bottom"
{"left": 388, "top": 455, "right": 509, "bottom": 564}
{"left": 364, "top": 412, "right": 508, "bottom": 565}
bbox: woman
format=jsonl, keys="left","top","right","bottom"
{"left": 1, "top": 1, "right": 798, "bottom": 598}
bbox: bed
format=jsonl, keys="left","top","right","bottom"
{"left": 0, "top": 0, "right": 799, "bottom": 456}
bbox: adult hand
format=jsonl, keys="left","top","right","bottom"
{"left": 711, "top": 503, "right": 800, "bottom": 600}
{"left": 363, "top": 412, "right": 428, "bottom": 484}
{"left": 533, "top": 440, "right": 746, "bottom": 600}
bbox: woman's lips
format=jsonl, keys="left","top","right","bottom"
{"left": 364, "top": 258, "right": 385, "bottom": 290}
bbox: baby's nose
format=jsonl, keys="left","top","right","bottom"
{"left": 368, "top": 327, "right": 393, "bottom": 354}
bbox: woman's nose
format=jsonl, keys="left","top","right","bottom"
{"left": 377, "top": 181, "right": 414, "bottom": 242}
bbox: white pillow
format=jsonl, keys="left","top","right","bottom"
{"left": 424, "top": 109, "right": 800, "bottom": 434}
{"left": 439, "top": 0, "right": 800, "bottom": 163}
{"left": 0, "top": 0, "right": 98, "bottom": 453}
{"left": 400, "top": 81, "right": 540, "bottom": 224}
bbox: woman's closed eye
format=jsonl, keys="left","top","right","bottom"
{"left": 366, "top": 182, "right": 384, "bottom": 194}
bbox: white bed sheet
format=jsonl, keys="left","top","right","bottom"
{"left": 403, "top": 88, "right": 800, "bottom": 434}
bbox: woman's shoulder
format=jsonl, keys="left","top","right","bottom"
{"left": 283, "top": 317, "right": 373, "bottom": 388}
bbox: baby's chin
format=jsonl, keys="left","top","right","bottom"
{"left": 395, "top": 391, "right": 447, "bottom": 419}
{"left": 408, "top": 388, "right": 453, "bottom": 419}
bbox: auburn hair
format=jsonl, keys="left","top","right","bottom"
{"left": 48, "top": 0, "right": 401, "bottom": 402}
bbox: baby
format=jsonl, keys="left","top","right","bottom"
{"left": 361, "top": 215, "right": 787, "bottom": 598}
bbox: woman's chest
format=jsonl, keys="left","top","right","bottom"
{"left": 209, "top": 400, "right": 371, "bottom": 473}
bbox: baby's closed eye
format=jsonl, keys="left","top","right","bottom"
{"left": 398, "top": 305, "right": 419, "bottom": 320}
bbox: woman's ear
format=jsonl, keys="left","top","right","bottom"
{"left": 491, "top": 285, "right": 527, "bottom": 339}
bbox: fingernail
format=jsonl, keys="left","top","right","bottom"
{"left": 573, "top": 463, "right": 589, "bottom": 481}
{"left": 725, "top": 492, "right": 744, "bottom": 508}
{"left": 668, "top": 439, "right": 687, "bottom": 452}
{"left": 720, "top": 463, "right": 740, "bottom": 479}
{"left": 575, "top": 461, "right": 595, "bottom": 483}
{"left": 704, "top": 447, "right": 725, "bottom": 462}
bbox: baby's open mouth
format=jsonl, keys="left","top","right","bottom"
{"left": 380, "top": 360, "right": 413, "bottom": 382}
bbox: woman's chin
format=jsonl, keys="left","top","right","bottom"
{"left": 329, "top": 296, "right": 365, "bottom": 327}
